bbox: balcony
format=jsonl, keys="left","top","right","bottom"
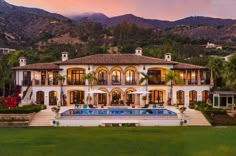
{"left": 22, "top": 80, "right": 32, "bottom": 86}
{"left": 125, "top": 80, "right": 137, "bottom": 85}
{"left": 97, "top": 80, "right": 107, "bottom": 85}
{"left": 148, "top": 80, "right": 166, "bottom": 85}
{"left": 112, "top": 80, "right": 121, "bottom": 85}
{"left": 67, "top": 80, "right": 85, "bottom": 85}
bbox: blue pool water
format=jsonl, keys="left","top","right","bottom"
{"left": 61, "top": 108, "right": 177, "bottom": 116}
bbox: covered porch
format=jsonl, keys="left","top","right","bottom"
{"left": 213, "top": 91, "right": 236, "bottom": 109}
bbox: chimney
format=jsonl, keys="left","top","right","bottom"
{"left": 164, "top": 53, "right": 171, "bottom": 61}
{"left": 135, "top": 47, "right": 142, "bottom": 56}
{"left": 62, "top": 51, "right": 68, "bottom": 61}
{"left": 19, "top": 57, "right": 26, "bottom": 66}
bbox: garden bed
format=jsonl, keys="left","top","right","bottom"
{"left": 0, "top": 104, "right": 46, "bottom": 127}
{"left": 208, "top": 114, "right": 236, "bottom": 126}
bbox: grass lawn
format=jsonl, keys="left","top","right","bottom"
{"left": 0, "top": 127, "right": 236, "bottom": 156}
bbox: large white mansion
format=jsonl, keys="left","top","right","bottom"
{"left": 13, "top": 48, "right": 212, "bottom": 107}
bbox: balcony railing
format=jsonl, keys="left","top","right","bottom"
{"left": 97, "top": 80, "right": 107, "bottom": 85}
{"left": 22, "top": 80, "right": 32, "bottom": 86}
{"left": 148, "top": 81, "right": 166, "bottom": 85}
{"left": 125, "top": 80, "right": 137, "bottom": 85}
{"left": 67, "top": 80, "right": 85, "bottom": 85}
{"left": 112, "top": 80, "right": 121, "bottom": 85}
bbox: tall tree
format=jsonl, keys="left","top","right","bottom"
{"left": 166, "top": 70, "right": 181, "bottom": 105}
{"left": 56, "top": 74, "right": 66, "bottom": 106}
{"left": 207, "top": 57, "right": 224, "bottom": 87}
{"left": 223, "top": 54, "right": 236, "bottom": 90}
{"left": 140, "top": 72, "right": 151, "bottom": 104}
{"left": 82, "top": 71, "right": 97, "bottom": 104}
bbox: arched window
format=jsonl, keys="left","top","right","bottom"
{"left": 36, "top": 91, "right": 44, "bottom": 104}
{"left": 98, "top": 70, "right": 107, "bottom": 85}
{"left": 189, "top": 90, "right": 197, "bottom": 105}
{"left": 69, "top": 90, "right": 84, "bottom": 104}
{"left": 202, "top": 90, "right": 209, "bottom": 103}
{"left": 176, "top": 90, "right": 184, "bottom": 105}
{"left": 125, "top": 70, "right": 135, "bottom": 85}
{"left": 49, "top": 91, "right": 57, "bottom": 106}
{"left": 112, "top": 70, "right": 121, "bottom": 85}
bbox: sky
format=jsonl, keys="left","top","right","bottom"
{"left": 6, "top": 0, "right": 236, "bottom": 20}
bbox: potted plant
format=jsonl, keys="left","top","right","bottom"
{"left": 51, "top": 106, "right": 60, "bottom": 119}
{"left": 86, "top": 96, "right": 92, "bottom": 104}
{"left": 179, "top": 106, "right": 186, "bottom": 113}
{"left": 177, "top": 106, "right": 186, "bottom": 126}
{"left": 131, "top": 104, "right": 135, "bottom": 108}
{"left": 142, "top": 96, "right": 147, "bottom": 106}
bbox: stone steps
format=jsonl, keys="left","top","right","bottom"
{"left": 29, "top": 110, "right": 54, "bottom": 126}
{"left": 184, "top": 109, "right": 211, "bottom": 126}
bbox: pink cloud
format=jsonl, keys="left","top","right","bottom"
{"left": 5, "top": 0, "right": 236, "bottom": 20}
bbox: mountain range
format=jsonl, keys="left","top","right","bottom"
{"left": 0, "top": 0, "right": 235, "bottom": 48}
{"left": 71, "top": 13, "right": 236, "bottom": 28}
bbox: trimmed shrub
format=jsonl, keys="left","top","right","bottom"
{"left": 205, "top": 108, "right": 226, "bottom": 115}
{"left": 0, "top": 104, "right": 44, "bottom": 114}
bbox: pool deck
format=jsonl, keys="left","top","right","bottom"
{"left": 29, "top": 105, "right": 211, "bottom": 126}
{"left": 53, "top": 106, "right": 182, "bottom": 127}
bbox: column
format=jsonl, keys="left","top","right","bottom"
{"left": 185, "top": 70, "right": 188, "bottom": 85}
{"left": 197, "top": 70, "right": 201, "bottom": 85}
{"left": 45, "top": 71, "right": 48, "bottom": 86}
{"left": 210, "top": 70, "right": 214, "bottom": 86}
{"left": 32, "top": 71, "right": 35, "bottom": 86}
{"left": 123, "top": 71, "right": 126, "bottom": 85}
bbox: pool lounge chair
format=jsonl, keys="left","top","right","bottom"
{"left": 75, "top": 103, "right": 80, "bottom": 109}
{"left": 88, "top": 104, "right": 97, "bottom": 108}
{"left": 141, "top": 104, "right": 149, "bottom": 108}
{"left": 158, "top": 102, "right": 164, "bottom": 108}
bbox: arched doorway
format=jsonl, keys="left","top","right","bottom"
{"left": 149, "top": 90, "right": 164, "bottom": 104}
{"left": 189, "top": 90, "right": 197, "bottom": 105}
{"left": 125, "top": 88, "right": 136, "bottom": 105}
{"left": 202, "top": 90, "right": 209, "bottom": 103}
{"left": 49, "top": 91, "right": 57, "bottom": 106}
{"left": 69, "top": 90, "right": 84, "bottom": 104}
{"left": 176, "top": 90, "right": 184, "bottom": 105}
{"left": 36, "top": 91, "right": 44, "bottom": 104}
{"left": 111, "top": 89, "right": 122, "bottom": 105}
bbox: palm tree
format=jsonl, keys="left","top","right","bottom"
{"left": 56, "top": 74, "right": 66, "bottom": 106}
{"left": 83, "top": 71, "right": 97, "bottom": 104}
{"left": 166, "top": 70, "right": 181, "bottom": 105}
{"left": 140, "top": 72, "right": 151, "bottom": 104}
{"left": 207, "top": 57, "right": 224, "bottom": 87}
{"left": 223, "top": 54, "right": 236, "bottom": 90}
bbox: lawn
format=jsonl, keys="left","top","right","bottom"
{"left": 0, "top": 127, "right": 235, "bottom": 156}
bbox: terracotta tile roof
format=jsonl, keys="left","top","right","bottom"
{"left": 172, "top": 61, "right": 208, "bottom": 70}
{"left": 12, "top": 54, "right": 207, "bottom": 70}
{"left": 12, "top": 63, "right": 61, "bottom": 70}
{"left": 57, "top": 54, "right": 175, "bottom": 65}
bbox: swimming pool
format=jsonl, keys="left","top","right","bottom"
{"left": 61, "top": 108, "right": 177, "bottom": 116}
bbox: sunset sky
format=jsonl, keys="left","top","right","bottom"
{"left": 6, "top": 0, "right": 236, "bottom": 20}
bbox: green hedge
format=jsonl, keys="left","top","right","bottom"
{"left": 0, "top": 104, "right": 46, "bottom": 114}
{"left": 204, "top": 108, "right": 226, "bottom": 115}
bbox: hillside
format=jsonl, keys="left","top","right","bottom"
{"left": 0, "top": 0, "right": 81, "bottom": 48}
{"left": 0, "top": 0, "right": 235, "bottom": 49}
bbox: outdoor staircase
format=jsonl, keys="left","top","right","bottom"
{"left": 29, "top": 109, "right": 54, "bottom": 126}
{"left": 21, "top": 86, "right": 32, "bottom": 105}
{"left": 184, "top": 109, "right": 211, "bottom": 126}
